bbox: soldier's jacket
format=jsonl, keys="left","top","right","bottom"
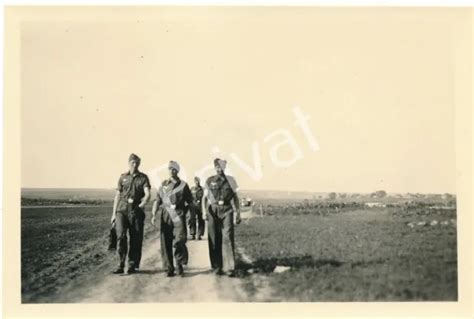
{"left": 205, "top": 174, "right": 238, "bottom": 214}
{"left": 156, "top": 178, "right": 193, "bottom": 217}
{"left": 116, "top": 171, "right": 151, "bottom": 212}
{"left": 191, "top": 185, "right": 204, "bottom": 205}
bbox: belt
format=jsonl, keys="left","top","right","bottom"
{"left": 120, "top": 197, "right": 138, "bottom": 204}
{"left": 166, "top": 204, "right": 186, "bottom": 211}
{"left": 161, "top": 204, "right": 185, "bottom": 224}
{"left": 213, "top": 200, "right": 230, "bottom": 206}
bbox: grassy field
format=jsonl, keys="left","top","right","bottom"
{"left": 22, "top": 207, "right": 112, "bottom": 302}
{"left": 21, "top": 189, "right": 457, "bottom": 302}
{"left": 21, "top": 205, "right": 156, "bottom": 302}
{"left": 235, "top": 207, "right": 457, "bottom": 301}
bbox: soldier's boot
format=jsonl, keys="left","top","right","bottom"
{"left": 125, "top": 267, "right": 137, "bottom": 275}
{"left": 112, "top": 267, "right": 124, "bottom": 274}
{"left": 166, "top": 266, "right": 175, "bottom": 277}
{"left": 213, "top": 268, "right": 223, "bottom": 276}
{"left": 177, "top": 264, "right": 184, "bottom": 277}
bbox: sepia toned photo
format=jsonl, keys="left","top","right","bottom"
{"left": 3, "top": 5, "right": 473, "bottom": 317}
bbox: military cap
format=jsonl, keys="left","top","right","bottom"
{"left": 214, "top": 158, "right": 227, "bottom": 169}
{"left": 129, "top": 153, "right": 141, "bottom": 163}
{"left": 168, "top": 160, "right": 180, "bottom": 172}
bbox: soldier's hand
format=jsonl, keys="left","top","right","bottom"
{"left": 110, "top": 214, "right": 116, "bottom": 225}
{"left": 151, "top": 215, "right": 156, "bottom": 226}
{"left": 235, "top": 213, "right": 241, "bottom": 225}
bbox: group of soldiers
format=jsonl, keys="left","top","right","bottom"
{"left": 110, "top": 153, "right": 241, "bottom": 277}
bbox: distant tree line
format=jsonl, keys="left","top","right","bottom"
{"left": 21, "top": 197, "right": 111, "bottom": 206}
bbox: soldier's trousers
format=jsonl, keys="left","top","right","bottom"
{"left": 160, "top": 209, "right": 188, "bottom": 272}
{"left": 188, "top": 205, "right": 205, "bottom": 237}
{"left": 115, "top": 208, "right": 145, "bottom": 269}
{"left": 207, "top": 207, "right": 235, "bottom": 272}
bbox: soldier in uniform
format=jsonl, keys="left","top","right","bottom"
{"left": 202, "top": 158, "right": 241, "bottom": 277}
{"left": 111, "top": 153, "right": 151, "bottom": 275}
{"left": 151, "top": 161, "right": 194, "bottom": 277}
{"left": 188, "top": 176, "right": 205, "bottom": 240}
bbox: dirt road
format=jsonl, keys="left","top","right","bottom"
{"left": 60, "top": 210, "right": 273, "bottom": 303}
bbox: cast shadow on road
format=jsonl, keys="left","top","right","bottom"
{"left": 134, "top": 269, "right": 214, "bottom": 277}
{"left": 135, "top": 269, "right": 166, "bottom": 275}
{"left": 235, "top": 255, "right": 344, "bottom": 277}
{"left": 181, "top": 269, "right": 214, "bottom": 278}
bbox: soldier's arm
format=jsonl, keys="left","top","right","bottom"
{"left": 202, "top": 188, "right": 209, "bottom": 220}
{"left": 232, "top": 192, "right": 241, "bottom": 224}
{"left": 151, "top": 192, "right": 162, "bottom": 225}
{"left": 183, "top": 184, "right": 194, "bottom": 206}
{"left": 233, "top": 192, "right": 241, "bottom": 213}
{"left": 111, "top": 190, "right": 120, "bottom": 224}
{"left": 229, "top": 177, "right": 241, "bottom": 223}
{"left": 111, "top": 176, "right": 123, "bottom": 224}
{"left": 151, "top": 200, "right": 157, "bottom": 225}
{"left": 138, "top": 187, "right": 150, "bottom": 209}
{"left": 139, "top": 176, "right": 152, "bottom": 209}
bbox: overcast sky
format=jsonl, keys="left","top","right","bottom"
{"left": 21, "top": 7, "right": 460, "bottom": 193}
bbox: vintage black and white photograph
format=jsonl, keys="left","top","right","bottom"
{"left": 4, "top": 6, "right": 471, "bottom": 309}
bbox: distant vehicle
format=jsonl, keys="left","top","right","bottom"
{"left": 240, "top": 197, "right": 253, "bottom": 207}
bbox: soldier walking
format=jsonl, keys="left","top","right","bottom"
{"left": 111, "top": 153, "right": 151, "bottom": 275}
{"left": 188, "top": 176, "right": 205, "bottom": 240}
{"left": 202, "top": 158, "right": 241, "bottom": 277}
{"left": 151, "top": 161, "right": 194, "bottom": 277}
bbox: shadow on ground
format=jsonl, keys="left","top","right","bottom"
{"left": 182, "top": 269, "right": 214, "bottom": 278}
{"left": 234, "top": 254, "right": 343, "bottom": 277}
{"left": 134, "top": 269, "right": 164, "bottom": 275}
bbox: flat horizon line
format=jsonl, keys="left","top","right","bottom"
{"left": 20, "top": 187, "right": 455, "bottom": 195}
